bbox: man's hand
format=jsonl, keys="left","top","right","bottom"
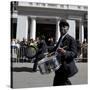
{"left": 57, "top": 47, "right": 66, "bottom": 55}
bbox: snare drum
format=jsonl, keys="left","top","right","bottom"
{"left": 38, "top": 55, "right": 60, "bottom": 74}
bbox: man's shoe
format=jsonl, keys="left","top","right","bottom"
{"left": 32, "top": 69, "right": 37, "bottom": 72}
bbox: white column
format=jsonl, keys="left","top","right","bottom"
{"left": 56, "top": 19, "right": 60, "bottom": 42}
{"left": 16, "top": 15, "right": 28, "bottom": 41}
{"left": 79, "top": 20, "right": 84, "bottom": 43}
{"left": 30, "top": 17, "right": 36, "bottom": 40}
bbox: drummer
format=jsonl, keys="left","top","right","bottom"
{"left": 33, "top": 36, "right": 48, "bottom": 72}
{"left": 53, "top": 19, "right": 77, "bottom": 86}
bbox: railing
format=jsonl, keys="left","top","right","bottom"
{"left": 11, "top": 45, "right": 36, "bottom": 63}
{"left": 75, "top": 58, "right": 87, "bottom": 62}
{"left": 11, "top": 45, "right": 88, "bottom": 63}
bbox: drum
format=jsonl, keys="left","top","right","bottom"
{"left": 38, "top": 55, "right": 60, "bottom": 74}
{"left": 25, "top": 45, "right": 37, "bottom": 59}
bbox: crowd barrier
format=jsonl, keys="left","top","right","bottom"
{"left": 11, "top": 45, "right": 88, "bottom": 63}
{"left": 11, "top": 45, "right": 36, "bottom": 63}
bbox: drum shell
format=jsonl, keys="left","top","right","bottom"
{"left": 38, "top": 56, "right": 60, "bottom": 74}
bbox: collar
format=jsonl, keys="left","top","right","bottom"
{"left": 61, "top": 33, "right": 68, "bottom": 41}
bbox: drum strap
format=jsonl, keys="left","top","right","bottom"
{"left": 55, "top": 33, "right": 68, "bottom": 51}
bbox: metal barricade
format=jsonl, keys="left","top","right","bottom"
{"left": 11, "top": 45, "right": 37, "bottom": 63}
{"left": 11, "top": 45, "right": 18, "bottom": 62}
{"left": 19, "top": 46, "right": 29, "bottom": 62}
{"left": 11, "top": 45, "right": 27, "bottom": 62}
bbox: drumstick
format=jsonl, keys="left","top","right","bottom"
{"left": 62, "top": 46, "right": 67, "bottom": 49}
{"left": 47, "top": 46, "right": 67, "bottom": 57}
{"left": 47, "top": 52, "right": 55, "bottom": 57}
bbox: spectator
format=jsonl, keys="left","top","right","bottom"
{"left": 20, "top": 38, "right": 27, "bottom": 60}
{"left": 82, "top": 39, "right": 88, "bottom": 62}
{"left": 76, "top": 40, "right": 81, "bottom": 58}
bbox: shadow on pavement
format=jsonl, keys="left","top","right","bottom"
{"left": 12, "top": 67, "right": 34, "bottom": 72}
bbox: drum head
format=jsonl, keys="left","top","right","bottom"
{"left": 25, "top": 45, "right": 37, "bottom": 59}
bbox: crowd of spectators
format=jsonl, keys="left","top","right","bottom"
{"left": 11, "top": 36, "right": 55, "bottom": 62}
{"left": 76, "top": 39, "right": 88, "bottom": 62}
{"left": 11, "top": 37, "right": 88, "bottom": 62}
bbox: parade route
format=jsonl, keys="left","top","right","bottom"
{"left": 12, "top": 62, "right": 88, "bottom": 88}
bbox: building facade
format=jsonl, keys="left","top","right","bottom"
{"left": 11, "top": 1, "right": 88, "bottom": 43}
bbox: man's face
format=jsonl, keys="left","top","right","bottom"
{"left": 60, "top": 26, "right": 69, "bottom": 35}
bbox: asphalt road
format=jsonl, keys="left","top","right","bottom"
{"left": 12, "top": 62, "right": 88, "bottom": 88}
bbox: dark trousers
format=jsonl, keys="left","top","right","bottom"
{"left": 53, "top": 65, "right": 72, "bottom": 86}
{"left": 53, "top": 75, "right": 71, "bottom": 86}
{"left": 33, "top": 53, "right": 45, "bottom": 71}
{"left": 33, "top": 56, "right": 38, "bottom": 71}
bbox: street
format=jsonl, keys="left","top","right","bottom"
{"left": 12, "top": 62, "right": 88, "bottom": 88}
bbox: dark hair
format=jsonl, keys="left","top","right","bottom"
{"left": 59, "top": 19, "right": 69, "bottom": 28}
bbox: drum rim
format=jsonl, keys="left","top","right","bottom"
{"left": 38, "top": 57, "right": 48, "bottom": 65}
{"left": 38, "top": 55, "right": 56, "bottom": 65}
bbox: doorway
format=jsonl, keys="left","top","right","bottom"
{"left": 36, "top": 23, "right": 56, "bottom": 44}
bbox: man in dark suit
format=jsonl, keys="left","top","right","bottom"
{"left": 53, "top": 19, "right": 78, "bottom": 86}
{"left": 33, "top": 36, "right": 48, "bottom": 72}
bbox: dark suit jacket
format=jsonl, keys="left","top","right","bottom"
{"left": 37, "top": 40, "right": 48, "bottom": 60}
{"left": 54, "top": 34, "right": 78, "bottom": 77}
{"left": 60, "top": 34, "right": 77, "bottom": 63}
